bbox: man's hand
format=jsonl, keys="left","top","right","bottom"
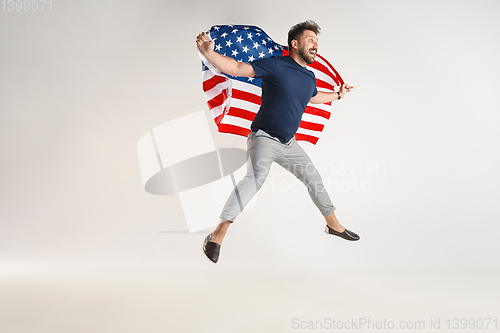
{"left": 195, "top": 31, "right": 255, "bottom": 78}
{"left": 309, "top": 83, "right": 354, "bottom": 104}
{"left": 339, "top": 83, "right": 354, "bottom": 99}
{"left": 196, "top": 32, "right": 214, "bottom": 56}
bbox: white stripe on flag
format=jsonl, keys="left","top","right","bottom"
{"left": 314, "top": 57, "right": 338, "bottom": 79}
{"left": 202, "top": 69, "right": 216, "bottom": 82}
{"left": 296, "top": 127, "right": 323, "bottom": 137}
{"left": 231, "top": 79, "right": 262, "bottom": 96}
{"left": 219, "top": 114, "right": 253, "bottom": 128}
{"left": 209, "top": 98, "right": 231, "bottom": 119}
{"left": 302, "top": 112, "right": 330, "bottom": 124}
{"left": 309, "top": 68, "right": 336, "bottom": 87}
{"left": 317, "top": 87, "right": 336, "bottom": 93}
{"left": 231, "top": 98, "right": 260, "bottom": 113}
{"left": 204, "top": 81, "right": 231, "bottom": 101}
{"left": 307, "top": 102, "right": 331, "bottom": 113}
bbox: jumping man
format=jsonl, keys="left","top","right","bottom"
{"left": 196, "top": 20, "right": 359, "bottom": 263}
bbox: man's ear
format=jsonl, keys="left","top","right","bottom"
{"left": 291, "top": 39, "right": 298, "bottom": 49}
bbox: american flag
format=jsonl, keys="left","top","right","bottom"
{"left": 199, "top": 24, "right": 344, "bottom": 145}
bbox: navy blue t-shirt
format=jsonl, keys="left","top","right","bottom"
{"left": 249, "top": 56, "right": 318, "bottom": 143}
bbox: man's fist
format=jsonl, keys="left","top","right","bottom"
{"left": 196, "top": 32, "right": 214, "bottom": 55}
{"left": 339, "top": 83, "right": 354, "bottom": 98}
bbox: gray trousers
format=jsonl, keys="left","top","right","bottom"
{"left": 219, "top": 129, "right": 336, "bottom": 222}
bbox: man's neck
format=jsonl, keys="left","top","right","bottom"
{"left": 288, "top": 52, "right": 307, "bottom": 67}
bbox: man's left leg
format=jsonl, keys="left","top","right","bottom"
{"left": 274, "top": 138, "right": 359, "bottom": 240}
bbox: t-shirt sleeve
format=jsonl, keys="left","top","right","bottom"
{"left": 312, "top": 86, "right": 318, "bottom": 97}
{"left": 250, "top": 57, "right": 280, "bottom": 79}
{"left": 309, "top": 70, "right": 318, "bottom": 97}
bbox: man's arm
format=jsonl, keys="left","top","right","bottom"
{"left": 196, "top": 32, "right": 256, "bottom": 78}
{"left": 309, "top": 84, "right": 354, "bottom": 104}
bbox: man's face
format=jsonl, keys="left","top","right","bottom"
{"left": 296, "top": 30, "right": 318, "bottom": 65}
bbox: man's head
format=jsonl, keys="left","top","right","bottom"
{"left": 287, "top": 20, "right": 321, "bottom": 65}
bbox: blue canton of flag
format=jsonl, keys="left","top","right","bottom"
{"left": 204, "top": 25, "right": 286, "bottom": 88}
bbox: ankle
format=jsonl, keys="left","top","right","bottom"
{"left": 212, "top": 230, "right": 225, "bottom": 238}
{"left": 327, "top": 222, "right": 345, "bottom": 233}
{"left": 210, "top": 232, "right": 224, "bottom": 245}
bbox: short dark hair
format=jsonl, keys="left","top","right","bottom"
{"left": 287, "top": 20, "right": 321, "bottom": 49}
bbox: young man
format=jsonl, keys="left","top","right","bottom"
{"left": 196, "top": 21, "right": 359, "bottom": 263}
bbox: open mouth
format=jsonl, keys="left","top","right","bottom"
{"left": 309, "top": 49, "right": 317, "bottom": 56}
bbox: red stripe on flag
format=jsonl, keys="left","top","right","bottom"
{"left": 232, "top": 89, "right": 262, "bottom": 105}
{"left": 218, "top": 123, "right": 252, "bottom": 137}
{"left": 203, "top": 75, "right": 226, "bottom": 92}
{"left": 207, "top": 90, "right": 228, "bottom": 110}
{"left": 300, "top": 120, "right": 324, "bottom": 132}
{"left": 227, "top": 107, "right": 258, "bottom": 122}
{"left": 316, "top": 78, "right": 334, "bottom": 90}
{"left": 305, "top": 105, "right": 331, "bottom": 119}
{"left": 213, "top": 112, "right": 224, "bottom": 125}
{"left": 295, "top": 133, "right": 319, "bottom": 145}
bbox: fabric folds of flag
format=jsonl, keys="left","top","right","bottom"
{"left": 199, "top": 24, "right": 344, "bottom": 145}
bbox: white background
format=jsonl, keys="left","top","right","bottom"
{"left": 1, "top": 0, "right": 499, "bottom": 332}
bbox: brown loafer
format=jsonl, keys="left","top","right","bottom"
{"left": 325, "top": 225, "right": 360, "bottom": 241}
{"left": 203, "top": 233, "right": 221, "bottom": 263}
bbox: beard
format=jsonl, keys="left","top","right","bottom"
{"left": 298, "top": 47, "right": 316, "bottom": 64}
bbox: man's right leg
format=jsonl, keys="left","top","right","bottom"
{"left": 210, "top": 130, "right": 284, "bottom": 245}
{"left": 274, "top": 139, "right": 359, "bottom": 241}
